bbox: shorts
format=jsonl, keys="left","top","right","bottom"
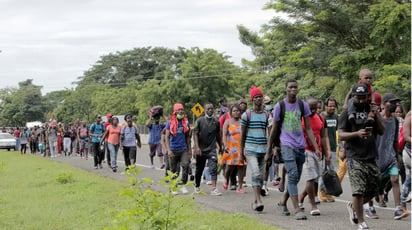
{"left": 347, "top": 159, "right": 380, "bottom": 197}
{"left": 303, "top": 150, "right": 322, "bottom": 181}
{"left": 149, "top": 144, "right": 163, "bottom": 157}
{"left": 381, "top": 165, "right": 399, "bottom": 178}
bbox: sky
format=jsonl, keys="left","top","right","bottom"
{"left": 0, "top": 0, "right": 274, "bottom": 94}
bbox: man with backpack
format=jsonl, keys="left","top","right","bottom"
{"left": 90, "top": 114, "right": 105, "bottom": 169}
{"left": 240, "top": 86, "right": 269, "bottom": 212}
{"left": 266, "top": 79, "right": 320, "bottom": 220}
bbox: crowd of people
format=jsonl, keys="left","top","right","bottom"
{"left": 5, "top": 68, "right": 411, "bottom": 230}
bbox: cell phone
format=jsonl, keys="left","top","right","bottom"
{"left": 365, "top": 127, "right": 373, "bottom": 133}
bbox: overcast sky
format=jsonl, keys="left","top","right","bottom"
{"left": 0, "top": 0, "right": 274, "bottom": 94}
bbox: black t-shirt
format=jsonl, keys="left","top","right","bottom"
{"left": 338, "top": 109, "right": 378, "bottom": 161}
{"left": 194, "top": 116, "right": 220, "bottom": 153}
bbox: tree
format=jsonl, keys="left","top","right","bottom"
{"left": 0, "top": 79, "right": 45, "bottom": 126}
{"left": 238, "top": 0, "right": 411, "bottom": 106}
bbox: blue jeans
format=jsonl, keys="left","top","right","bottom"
{"left": 108, "top": 143, "right": 120, "bottom": 168}
{"left": 401, "top": 147, "right": 411, "bottom": 207}
{"left": 246, "top": 150, "right": 265, "bottom": 187}
{"left": 281, "top": 145, "right": 305, "bottom": 196}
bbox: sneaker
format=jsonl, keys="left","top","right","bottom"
{"left": 295, "top": 210, "right": 307, "bottom": 220}
{"left": 160, "top": 164, "right": 165, "bottom": 169}
{"left": 150, "top": 165, "right": 155, "bottom": 169}
{"left": 315, "top": 196, "right": 321, "bottom": 205}
{"left": 260, "top": 186, "right": 269, "bottom": 196}
{"left": 211, "top": 188, "right": 222, "bottom": 196}
{"left": 112, "top": 167, "right": 117, "bottom": 172}
{"left": 277, "top": 203, "right": 290, "bottom": 216}
{"left": 298, "top": 203, "right": 305, "bottom": 210}
{"left": 243, "top": 181, "right": 248, "bottom": 187}
{"left": 347, "top": 202, "right": 359, "bottom": 225}
{"left": 180, "top": 186, "right": 189, "bottom": 195}
{"left": 206, "top": 181, "right": 212, "bottom": 185}
{"left": 94, "top": 166, "right": 98, "bottom": 169}
{"left": 194, "top": 187, "right": 201, "bottom": 194}
{"left": 99, "top": 164, "right": 103, "bottom": 169}
{"left": 394, "top": 206, "right": 409, "bottom": 220}
{"left": 365, "top": 206, "right": 379, "bottom": 219}
{"left": 358, "top": 221, "right": 369, "bottom": 230}
{"left": 252, "top": 202, "right": 264, "bottom": 212}
{"left": 406, "top": 193, "right": 411, "bottom": 203}
{"left": 229, "top": 185, "right": 237, "bottom": 190}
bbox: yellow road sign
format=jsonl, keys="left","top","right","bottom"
{"left": 191, "top": 103, "right": 204, "bottom": 117}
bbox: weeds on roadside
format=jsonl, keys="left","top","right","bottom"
{"left": 56, "top": 172, "right": 74, "bottom": 184}
{"left": 107, "top": 166, "right": 195, "bottom": 230}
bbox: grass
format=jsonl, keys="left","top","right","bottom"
{"left": 0, "top": 151, "right": 278, "bottom": 230}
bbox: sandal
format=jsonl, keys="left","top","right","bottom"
{"left": 278, "top": 181, "right": 285, "bottom": 192}
{"left": 236, "top": 188, "right": 246, "bottom": 194}
{"left": 310, "top": 209, "right": 320, "bottom": 216}
{"left": 222, "top": 181, "right": 228, "bottom": 191}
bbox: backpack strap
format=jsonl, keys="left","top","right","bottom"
{"left": 246, "top": 109, "right": 269, "bottom": 125}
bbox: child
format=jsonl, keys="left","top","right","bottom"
{"left": 346, "top": 69, "right": 377, "bottom": 125}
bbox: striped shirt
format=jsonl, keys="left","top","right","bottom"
{"left": 240, "top": 110, "right": 268, "bottom": 153}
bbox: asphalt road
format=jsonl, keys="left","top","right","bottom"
{"left": 54, "top": 143, "right": 411, "bottom": 230}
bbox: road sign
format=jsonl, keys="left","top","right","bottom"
{"left": 191, "top": 103, "right": 204, "bottom": 117}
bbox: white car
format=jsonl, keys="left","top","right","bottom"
{"left": 0, "top": 133, "right": 16, "bottom": 151}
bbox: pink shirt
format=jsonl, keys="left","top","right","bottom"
{"left": 107, "top": 125, "right": 121, "bottom": 145}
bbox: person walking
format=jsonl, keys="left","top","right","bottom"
{"left": 298, "top": 97, "right": 331, "bottom": 216}
{"left": 338, "top": 84, "right": 384, "bottom": 230}
{"left": 240, "top": 86, "right": 269, "bottom": 212}
{"left": 90, "top": 115, "right": 105, "bottom": 169}
{"left": 146, "top": 113, "right": 166, "bottom": 169}
{"left": 20, "top": 128, "right": 29, "bottom": 154}
{"left": 165, "top": 103, "right": 191, "bottom": 195}
{"left": 221, "top": 104, "right": 247, "bottom": 194}
{"left": 101, "top": 117, "right": 122, "bottom": 172}
{"left": 266, "top": 79, "right": 320, "bottom": 220}
{"left": 365, "top": 93, "right": 409, "bottom": 220}
{"left": 121, "top": 114, "right": 141, "bottom": 170}
{"left": 400, "top": 110, "right": 411, "bottom": 216}
{"left": 318, "top": 98, "right": 339, "bottom": 202}
{"left": 193, "top": 102, "right": 223, "bottom": 196}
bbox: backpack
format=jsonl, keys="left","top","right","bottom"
{"left": 274, "top": 99, "right": 305, "bottom": 147}
{"left": 245, "top": 109, "right": 270, "bottom": 124}
{"left": 90, "top": 123, "right": 104, "bottom": 134}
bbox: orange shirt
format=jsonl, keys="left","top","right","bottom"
{"left": 107, "top": 125, "right": 121, "bottom": 145}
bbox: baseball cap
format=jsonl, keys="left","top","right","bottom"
{"left": 382, "top": 93, "right": 400, "bottom": 103}
{"left": 351, "top": 84, "right": 368, "bottom": 96}
{"left": 106, "top": 113, "right": 113, "bottom": 118}
{"left": 95, "top": 114, "right": 102, "bottom": 118}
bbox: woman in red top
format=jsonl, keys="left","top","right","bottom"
{"left": 101, "top": 117, "right": 121, "bottom": 172}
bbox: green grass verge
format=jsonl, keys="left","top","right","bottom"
{"left": 0, "top": 152, "right": 277, "bottom": 230}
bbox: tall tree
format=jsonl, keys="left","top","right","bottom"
{"left": 0, "top": 79, "right": 45, "bottom": 126}
{"left": 238, "top": 0, "right": 411, "bottom": 105}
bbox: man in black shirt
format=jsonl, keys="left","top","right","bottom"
{"left": 338, "top": 84, "right": 384, "bottom": 230}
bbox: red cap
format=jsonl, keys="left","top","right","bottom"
{"left": 106, "top": 113, "right": 113, "bottom": 118}
{"left": 250, "top": 86, "right": 263, "bottom": 100}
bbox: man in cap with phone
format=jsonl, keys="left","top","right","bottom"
{"left": 338, "top": 83, "right": 385, "bottom": 230}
